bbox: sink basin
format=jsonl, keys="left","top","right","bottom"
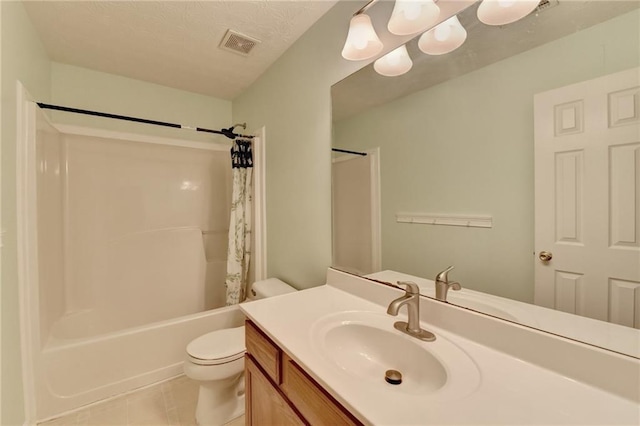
{"left": 311, "top": 311, "right": 481, "bottom": 399}
{"left": 322, "top": 322, "right": 446, "bottom": 394}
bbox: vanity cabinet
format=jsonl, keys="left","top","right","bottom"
{"left": 245, "top": 320, "right": 362, "bottom": 426}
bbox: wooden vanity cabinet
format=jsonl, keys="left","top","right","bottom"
{"left": 245, "top": 320, "right": 362, "bottom": 426}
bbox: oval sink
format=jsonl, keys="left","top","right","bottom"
{"left": 323, "top": 322, "right": 447, "bottom": 394}
{"left": 311, "top": 311, "right": 481, "bottom": 400}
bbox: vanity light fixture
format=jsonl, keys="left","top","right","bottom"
{"left": 477, "top": 0, "right": 540, "bottom": 26}
{"left": 387, "top": 0, "right": 441, "bottom": 36}
{"left": 373, "top": 44, "right": 413, "bottom": 77}
{"left": 418, "top": 15, "right": 467, "bottom": 55}
{"left": 341, "top": 11, "right": 383, "bottom": 61}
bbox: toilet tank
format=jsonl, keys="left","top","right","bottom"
{"left": 246, "top": 278, "right": 296, "bottom": 301}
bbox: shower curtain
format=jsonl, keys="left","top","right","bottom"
{"left": 225, "top": 139, "right": 253, "bottom": 305}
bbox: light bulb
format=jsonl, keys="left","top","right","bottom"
{"left": 374, "top": 45, "right": 413, "bottom": 77}
{"left": 418, "top": 15, "right": 467, "bottom": 56}
{"left": 341, "top": 14, "right": 384, "bottom": 61}
{"left": 402, "top": 2, "right": 421, "bottom": 20}
{"left": 434, "top": 23, "right": 452, "bottom": 41}
{"left": 477, "top": 0, "right": 539, "bottom": 26}
{"left": 352, "top": 27, "right": 368, "bottom": 50}
{"left": 388, "top": 0, "right": 441, "bottom": 36}
{"left": 386, "top": 50, "right": 403, "bottom": 66}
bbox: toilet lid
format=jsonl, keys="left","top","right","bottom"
{"left": 187, "top": 325, "right": 246, "bottom": 366}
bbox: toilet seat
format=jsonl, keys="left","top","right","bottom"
{"left": 187, "top": 326, "right": 246, "bottom": 366}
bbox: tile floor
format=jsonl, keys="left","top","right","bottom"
{"left": 39, "top": 376, "right": 245, "bottom": 426}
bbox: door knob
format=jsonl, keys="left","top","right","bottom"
{"left": 538, "top": 251, "right": 553, "bottom": 262}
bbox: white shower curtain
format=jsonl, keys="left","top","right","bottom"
{"left": 225, "top": 139, "right": 253, "bottom": 305}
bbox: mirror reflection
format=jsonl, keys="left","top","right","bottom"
{"left": 331, "top": 1, "right": 640, "bottom": 357}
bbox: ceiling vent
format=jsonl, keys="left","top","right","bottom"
{"left": 219, "top": 30, "right": 260, "bottom": 56}
{"left": 535, "top": 0, "right": 559, "bottom": 13}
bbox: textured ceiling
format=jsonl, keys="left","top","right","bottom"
{"left": 24, "top": 0, "right": 338, "bottom": 100}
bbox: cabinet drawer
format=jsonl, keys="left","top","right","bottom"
{"left": 281, "top": 354, "right": 361, "bottom": 426}
{"left": 245, "top": 320, "right": 281, "bottom": 383}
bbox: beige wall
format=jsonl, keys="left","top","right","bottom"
{"left": 51, "top": 63, "right": 232, "bottom": 144}
{"left": 232, "top": 1, "right": 367, "bottom": 288}
{"left": 333, "top": 9, "right": 640, "bottom": 302}
{"left": 1, "top": 1, "right": 52, "bottom": 424}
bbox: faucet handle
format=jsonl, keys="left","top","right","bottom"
{"left": 435, "top": 265, "right": 455, "bottom": 282}
{"left": 396, "top": 281, "right": 420, "bottom": 294}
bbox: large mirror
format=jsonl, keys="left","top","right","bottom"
{"left": 331, "top": 0, "right": 640, "bottom": 357}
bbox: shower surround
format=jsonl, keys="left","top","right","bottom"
{"left": 28, "top": 108, "right": 244, "bottom": 420}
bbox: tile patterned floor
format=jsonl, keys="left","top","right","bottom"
{"left": 39, "top": 376, "right": 245, "bottom": 426}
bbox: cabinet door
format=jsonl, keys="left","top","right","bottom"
{"left": 245, "top": 355, "right": 305, "bottom": 426}
{"left": 281, "top": 354, "right": 360, "bottom": 426}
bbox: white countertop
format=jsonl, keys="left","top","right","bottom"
{"left": 240, "top": 279, "right": 640, "bottom": 425}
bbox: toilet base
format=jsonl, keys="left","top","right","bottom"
{"left": 195, "top": 373, "right": 245, "bottom": 426}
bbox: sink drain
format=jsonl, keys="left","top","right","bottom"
{"left": 385, "top": 369, "right": 402, "bottom": 385}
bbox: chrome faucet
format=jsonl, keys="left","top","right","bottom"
{"left": 387, "top": 281, "right": 435, "bottom": 342}
{"left": 435, "top": 266, "right": 461, "bottom": 302}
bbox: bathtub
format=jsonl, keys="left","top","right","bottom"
{"left": 36, "top": 305, "right": 245, "bottom": 421}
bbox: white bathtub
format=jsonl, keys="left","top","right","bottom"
{"left": 36, "top": 305, "right": 245, "bottom": 421}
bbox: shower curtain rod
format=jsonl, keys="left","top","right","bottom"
{"left": 332, "top": 148, "right": 367, "bottom": 156}
{"left": 36, "top": 102, "right": 254, "bottom": 140}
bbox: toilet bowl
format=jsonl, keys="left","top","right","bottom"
{"left": 184, "top": 327, "right": 246, "bottom": 426}
{"left": 183, "top": 278, "right": 296, "bottom": 426}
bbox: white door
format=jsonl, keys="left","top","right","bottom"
{"left": 534, "top": 67, "right": 640, "bottom": 328}
{"left": 332, "top": 149, "right": 381, "bottom": 275}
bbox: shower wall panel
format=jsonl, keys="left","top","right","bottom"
{"left": 55, "top": 134, "right": 231, "bottom": 337}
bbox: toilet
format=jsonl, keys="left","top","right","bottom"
{"left": 183, "top": 278, "right": 296, "bottom": 426}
